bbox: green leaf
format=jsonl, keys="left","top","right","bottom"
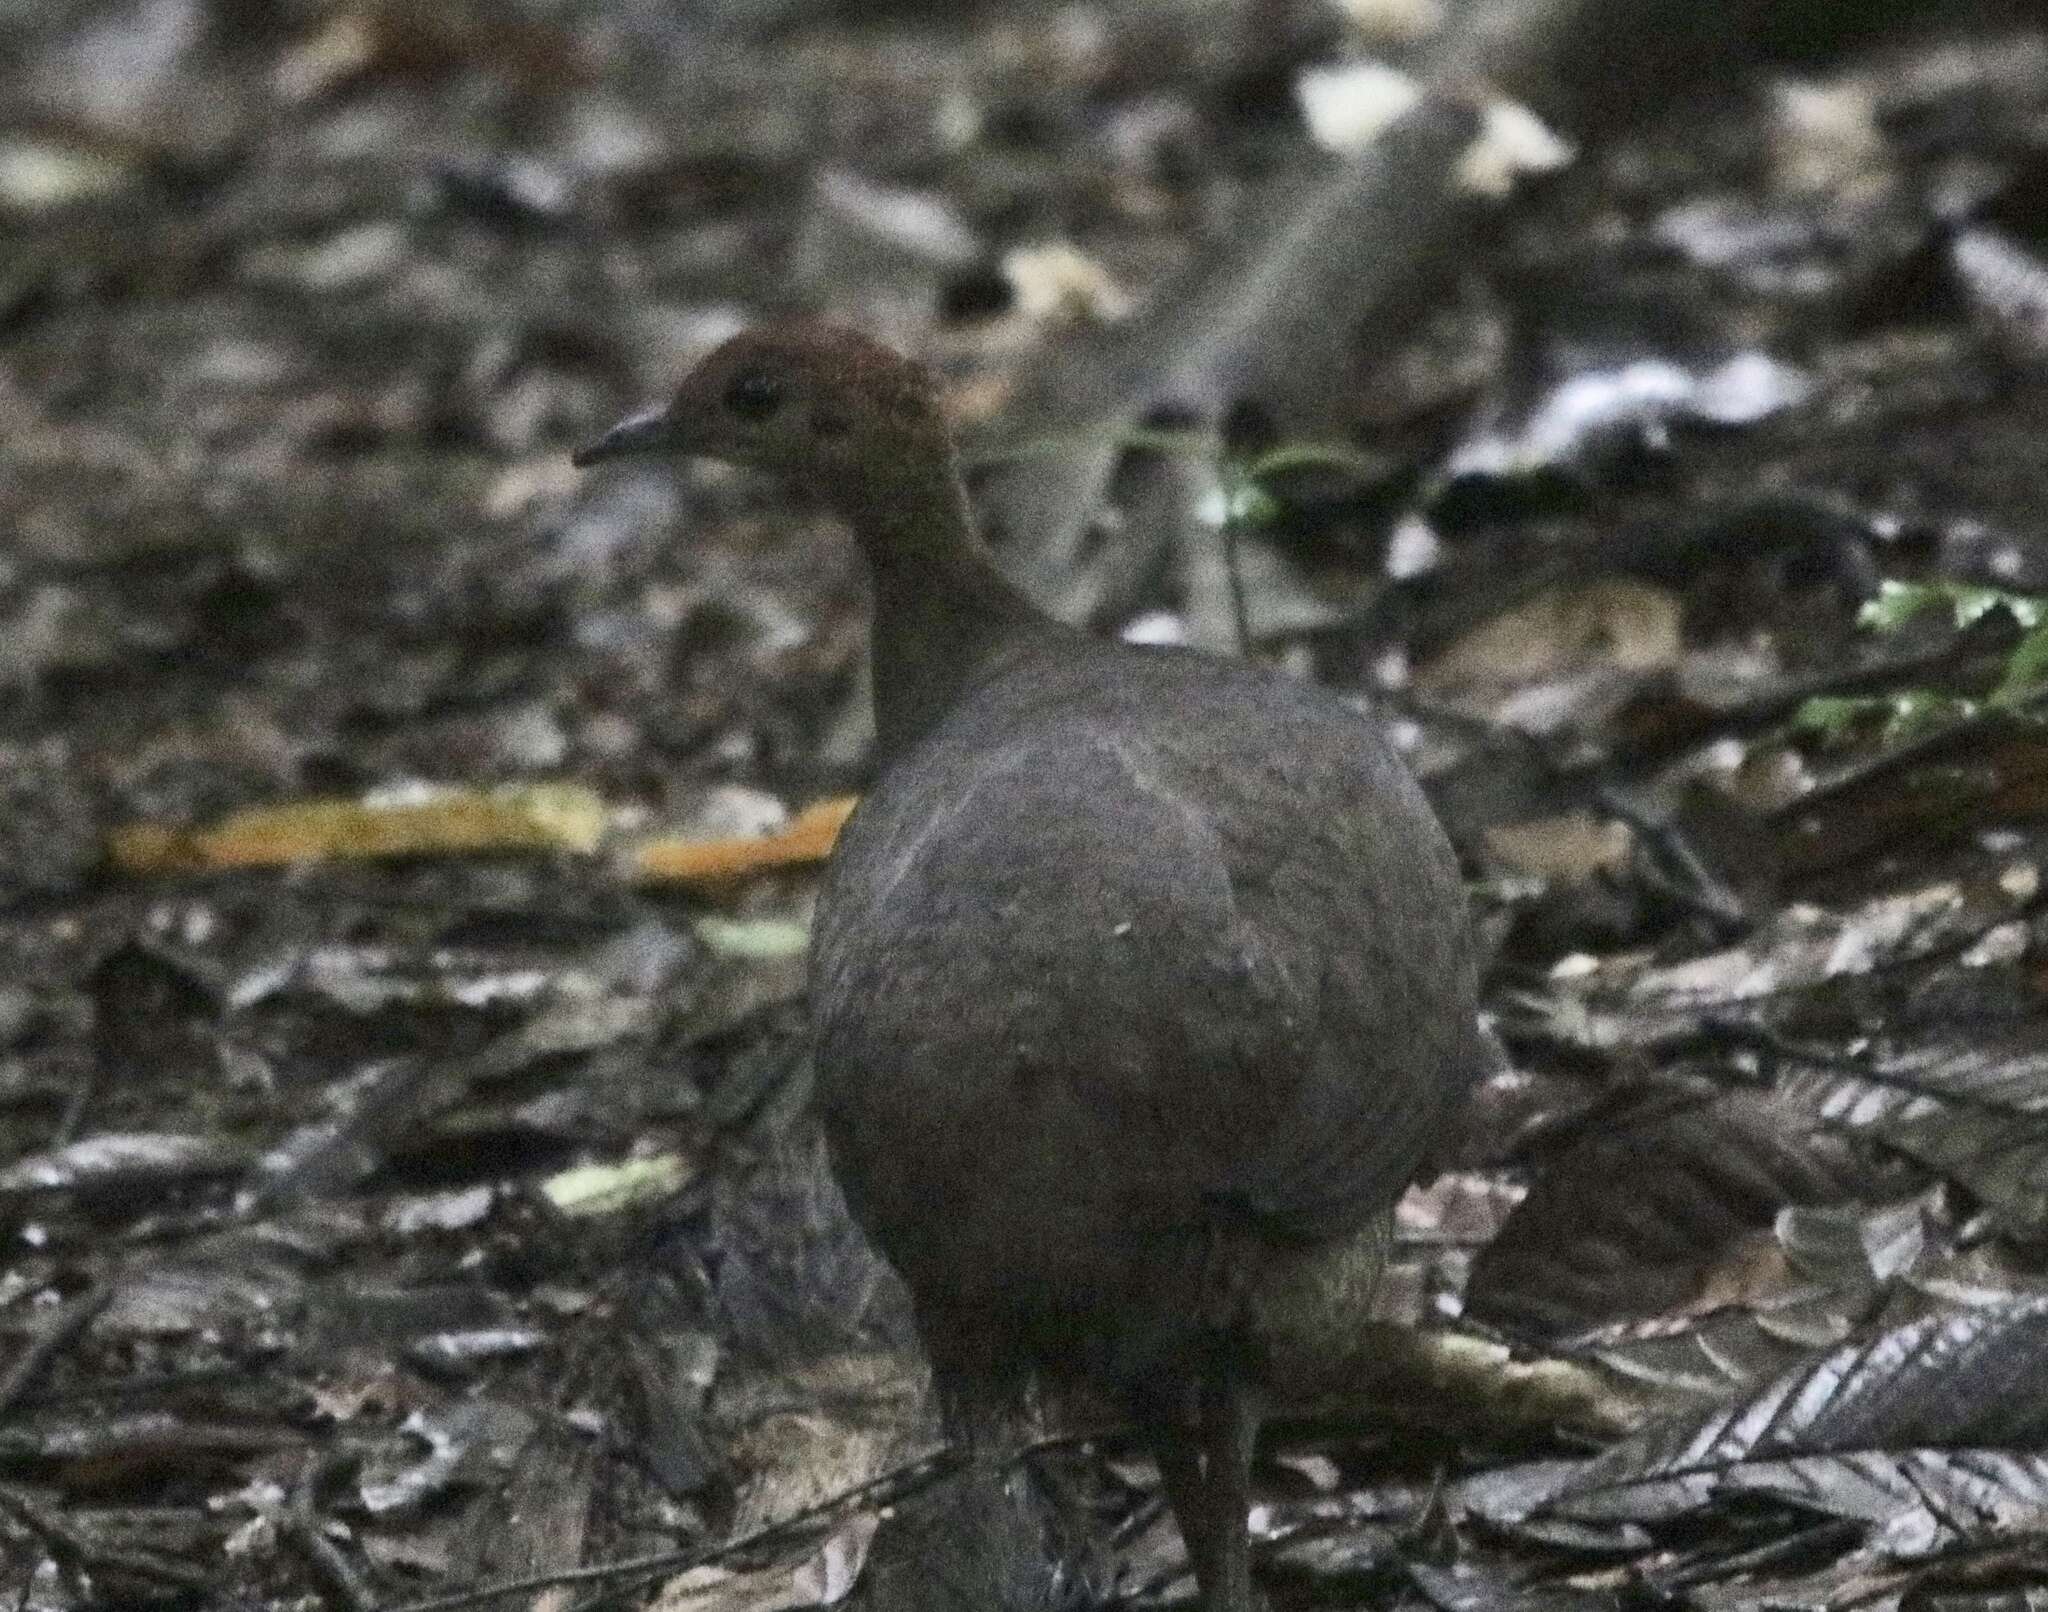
{"left": 693, "top": 916, "right": 811, "bottom": 960}
{"left": 1948, "top": 584, "right": 2018, "bottom": 629}
{"left": 1795, "top": 691, "right": 1978, "bottom": 746}
{"left": 1858, "top": 578, "right": 2048, "bottom": 636}
{"left": 541, "top": 1153, "right": 693, "bottom": 1217}
{"left": 1857, "top": 579, "right": 1950, "bottom": 633}
{"left": 1794, "top": 695, "right": 1888, "bottom": 739}
{"left": 1243, "top": 440, "right": 1388, "bottom": 483}
{"left": 1990, "top": 622, "right": 2048, "bottom": 708}
{"left": 1831, "top": 578, "right": 2048, "bottom": 737}
{"left": 1880, "top": 690, "right": 1975, "bottom": 742}
{"left": 1222, "top": 477, "right": 1283, "bottom": 530}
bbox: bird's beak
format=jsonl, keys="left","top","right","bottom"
{"left": 570, "top": 406, "right": 673, "bottom": 468}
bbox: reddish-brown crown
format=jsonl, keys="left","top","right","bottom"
{"left": 708, "top": 321, "right": 938, "bottom": 426}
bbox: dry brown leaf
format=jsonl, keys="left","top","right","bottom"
{"left": 109, "top": 787, "right": 861, "bottom": 886}
{"left": 1417, "top": 579, "right": 1683, "bottom": 692}
{"left": 107, "top": 784, "right": 608, "bottom": 873}
{"left": 1483, "top": 810, "right": 1634, "bottom": 883}
{"left": 1683, "top": 1228, "right": 1799, "bottom": 1315}
{"left": 635, "top": 797, "right": 857, "bottom": 886}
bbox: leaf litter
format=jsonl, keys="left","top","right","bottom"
{"left": 5, "top": 1, "right": 2048, "bottom": 1608}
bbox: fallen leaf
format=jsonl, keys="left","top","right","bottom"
{"left": 108, "top": 783, "right": 608, "bottom": 872}
{"left": 636, "top": 798, "right": 857, "bottom": 885}
{"left": 1483, "top": 810, "right": 1634, "bottom": 883}
{"left": 1418, "top": 580, "right": 1683, "bottom": 692}
{"left": 652, "top": 1515, "right": 879, "bottom": 1612}
{"left": 540, "top": 1153, "right": 694, "bottom": 1218}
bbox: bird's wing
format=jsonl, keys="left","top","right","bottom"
{"left": 1148, "top": 695, "right": 1481, "bottom": 1241}
{"left": 813, "top": 687, "right": 1480, "bottom": 1249}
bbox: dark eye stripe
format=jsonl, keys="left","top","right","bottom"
{"left": 723, "top": 371, "right": 785, "bottom": 418}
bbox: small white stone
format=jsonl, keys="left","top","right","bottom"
{"left": 1002, "top": 242, "right": 1132, "bottom": 324}
{"left": 1962, "top": 922, "right": 2027, "bottom": 968}
{"left": 1121, "top": 610, "right": 1187, "bottom": 646}
{"left": 1385, "top": 513, "right": 1442, "bottom": 579}
{"left": 1456, "top": 99, "right": 1575, "bottom": 198}
{"left": 1296, "top": 61, "right": 1422, "bottom": 155}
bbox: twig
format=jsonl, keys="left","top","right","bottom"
{"left": 974, "top": 97, "right": 1486, "bottom": 619}
{"left": 284, "top": 1455, "right": 379, "bottom": 1612}
{"left": 50, "top": 1068, "right": 94, "bottom": 1151}
{"left": 1655, "top": 1517, "right": 1865, "bottom": 1590}
{"left": 378, "top": 1447, "right": 960, "bottom": 1612}
{"left": 0, "top": 1283, "right": 109, "bottom": 1421}
{"left": 1772, "top": 686, "right": 2048, "bottom": 817}
{"left": 0, "top": 1484, "right": 213, "bottom": 1593}
{"left": 1219, "top": 505, "right": 1256, "bottom": 656}
{"left": 1593, "top": 783, "right": 1748, "bottom": 935}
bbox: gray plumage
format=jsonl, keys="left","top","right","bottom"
{"left": 814, "top": 636, "right": 1478, "bottom": 1395}
{"left": 574, "top": 321, "right": 1484, "bottom": 1612}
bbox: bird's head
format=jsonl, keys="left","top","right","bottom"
{"left": 571, "top": 321, "right": 951, "bottom": 511}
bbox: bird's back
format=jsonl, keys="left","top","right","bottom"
{"left": 810, "top": 638, "right": 1482, "bottom": 1387}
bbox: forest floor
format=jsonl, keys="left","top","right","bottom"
{"left": 4, "top": 2, "right": 2048, "bottom": 1608}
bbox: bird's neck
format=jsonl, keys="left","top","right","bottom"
{"left": 840, "top": 459, "right": 1053, "bottom": 762}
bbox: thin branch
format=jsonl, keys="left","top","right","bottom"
{"left": 0, "top": 1484, "right": 213, "bottom": 1594}
{"left": 377, "top": 1448, "right": 960, "bottom": 1612}
{"left": 0, "top": 1283, "right": 109, "bottom": 1421}
{"left": 284, "top": 1456, "right": 380, "bottom": 1612}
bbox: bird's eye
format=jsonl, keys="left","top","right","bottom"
{"left": 722, "top": 370, "right": 786, "bottom": 420}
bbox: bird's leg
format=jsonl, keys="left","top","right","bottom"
{"left": 1195, "top": 1368, "right": 1260, "bottom": 1612}
{"left": 1146, "top": 1415, "right": 1216, "bottom": 1589}
{"left": 1138, "top": 1370, "right": 1263, "bottom": 1612}
{"left": 1135, "top": 1376, "right": 1214, "bottom": 1592}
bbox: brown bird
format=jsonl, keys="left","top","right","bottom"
{"left": 574, "top": 322, "right": 1483, "bottom": 1612}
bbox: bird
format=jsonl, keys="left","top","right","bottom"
{"left": 573, "top": 320, "right": 1484, "bottom": 1612}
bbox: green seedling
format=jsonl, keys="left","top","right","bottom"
{"left": 1797, "top": 579, "right": 2048, "bottom": 744}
